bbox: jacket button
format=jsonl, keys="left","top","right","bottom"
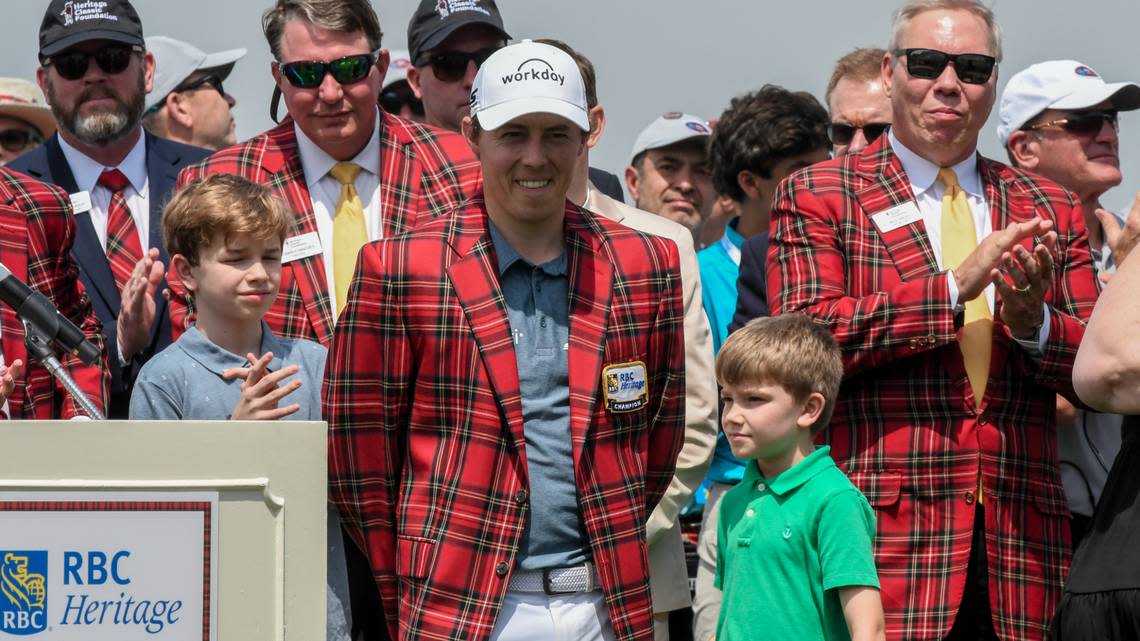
{"left": 964, "top": 491, "right": 975, "bottom": 505}
{"left": 978, "top": 416, "right": 987, "bottom": 425}
{"left": 495, "top": 562, "right": 510, "bottom": 576}
{"left": 909, "top": 339, "right": 918, "bottom": 349}
{"left": 514, "top": 489, "right": 528, "bottom": 504}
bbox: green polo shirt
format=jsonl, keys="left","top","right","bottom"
{"left": 714, "top": 446, "right": 879, "bottom": 641}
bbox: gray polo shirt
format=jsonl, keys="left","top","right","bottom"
{"left": 128, "top": 322, "right": 324, "bottom": 420}
{"left": 489, "top": 223, "right": 588, "bottom": 571}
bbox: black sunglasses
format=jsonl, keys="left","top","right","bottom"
{"left": 0, "top": 128, "right": 42, "bottom": 153}
{"left": 1025, "top": 110, "right": 1119, "bottom": 137}
{"left": 379, "top": 87, "right": 424, "bottom": 117}
{"left": 420, "top": 47, "right": 499, "bottom": 83}
{"left": 48, "top": 45, "right": 141, "bottom": 81}
{"left": 894, "top": 48, "right": 996, "bottom": 85}
{"left": 174, "top": 73, "right": 225, "bottom": 98}
{"left": 827, "top": 122, "right": 890, "bottom": 147}
{"left": 277, "top": 50, "right": 379, "bottom": 89}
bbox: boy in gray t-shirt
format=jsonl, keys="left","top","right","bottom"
{"left": 129, "top": 174, "right": 349, "bottom": 640}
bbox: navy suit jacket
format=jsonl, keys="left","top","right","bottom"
{"left": 9, "top": 132, "right": 211, "bottom": 417}
{"left": 728, "top": 231, "right": 769, "bottom": 334}
{"left": 588, "top": 166, "right": 625, "bottom": 204}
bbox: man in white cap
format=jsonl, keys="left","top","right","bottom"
{"left": 0, "top": 78, "right": 56, "bottom": 165}
{"left": 326, "top": 39, "right": 685, "bottom": 641}
{"left": 999, "top": 59, "right": 1140, "bottom": 546}
{"left": 378, "top": 48, "right": 424, "bottom": 123}
{"left": 142, "top": 35, "right": 245, "bottom": 150}
{"left": 625, "top": 112, "right": 714, "bottom": 239}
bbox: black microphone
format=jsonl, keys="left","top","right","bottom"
{"left": 0, "top": 261, "right": 101, "bottom": 365}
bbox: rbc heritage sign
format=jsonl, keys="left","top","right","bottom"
{"left": 0, "top": 492, "right": 218, "bottom": 640}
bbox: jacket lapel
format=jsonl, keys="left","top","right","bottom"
{"left": 142, "top": 133, "right": 176, "bottom": 345}
{"left": 377, "top": 112, "right": 423, "bottom": 238}
{"left": 564, "top": 204, "right": 612, "bottom": 470}
{"left": 445, "top": 202, "right": 527, "bottom": 456}
{"left": 264, "top": 126, "right": 334, "bottom": 344}
{"left": 855, "top": 140, "right": 940, "bottom": 280}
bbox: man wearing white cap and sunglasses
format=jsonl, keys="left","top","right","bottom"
{"left": 326, "top": 39, "right": 685, "bottom": 641}
{"left": 1000, "top": 59, "right": 1140, "bottom": 547}
{"left": 626, "top": 113, "right": 714, "bottom": 240}
{"left": 142, "top": 35, "right": 245, "bottom": 151}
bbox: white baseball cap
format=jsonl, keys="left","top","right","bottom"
{"left": 997, "top": 60, "right": 1140, "bottom": 146}
{"left": 0, "top": 78, "right": 56, "bottom": 138}
{"left": 145, "top": 36, "right": 246, "bottom": 112}
{"left": 630, "top": 112, "right": 712, "bottom": 163}
{"left": 383, "top": 49, "right": 413, "bottom": 90}
{"left": 469, "top": 39, "right": 588, "bottom": 132}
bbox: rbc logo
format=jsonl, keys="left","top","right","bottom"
{"left": 0, "top": 551, "right": 47, "bottom": 635}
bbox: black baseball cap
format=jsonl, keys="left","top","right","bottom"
{"left": 407, "top": 0, "right": 510, "bottom": 65}
{"left": 39, "top": 0, "right": 145, "bottom": 62}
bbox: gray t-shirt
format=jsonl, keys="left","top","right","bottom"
{"left": 129, "top": 323, "right": 325, "bottom": 420}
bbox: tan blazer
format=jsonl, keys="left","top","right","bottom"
{"left": 586, "top": 186, "right": 719, "bottom": 613}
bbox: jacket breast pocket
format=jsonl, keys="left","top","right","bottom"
{"left": 396, "top": 535, "right": 437, "bottom": 580}
{"left": 845, "top": 470, "right": 902, "bottom": 508}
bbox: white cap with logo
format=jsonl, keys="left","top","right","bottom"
{"left": 630, "top": 112, "right": 711, "bottom": 163}
{"left": 997, "top": 59, "right": 1140, "bottom": 146}
{"left": 145, "top": 35, "right": 246, "bottom": 113}
{"left": 469, "top": 39, "right": 588, "bottom": 132}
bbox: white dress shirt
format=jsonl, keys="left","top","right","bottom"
{"left": 58, "top": 132, "right": 150, "bottom": 252}
{"left": 888, "top": 130, "right": 1049, "bottom": 352}
{"left": 294, "top": 109, "right": 383, "bottom": 314}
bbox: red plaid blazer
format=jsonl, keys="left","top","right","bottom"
{"left": 768, "top": 137, "right": 1099, "bottom": 641}
{"left": 325, "top": 195, "right": 686, "bottom": 641}
{"left": 0, "top": 168, "right": 108, "bottom": 418}
{"left": 169, "top": 113, "right": 481, "bottom": 346}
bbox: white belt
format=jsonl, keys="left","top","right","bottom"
{"left": 507, "top": 561, "right": 600, "bottom": 594}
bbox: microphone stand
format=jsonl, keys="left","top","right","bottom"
{"left": 21, "top": 316, "right": 104, "bottom": 421}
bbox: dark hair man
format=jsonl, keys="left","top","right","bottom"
{"left": 326, "top": 39, "right": 686, "bottom": 641}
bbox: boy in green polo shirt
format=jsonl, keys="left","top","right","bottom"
{"left": 713, "top": 315, "right": 884, "bottom": 641}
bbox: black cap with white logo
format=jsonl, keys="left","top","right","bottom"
{"left": 407, "top": 0, "right": 510, "bottom": 65}
{"left": 39, "top": 0, "right": 145, "bottom": 62}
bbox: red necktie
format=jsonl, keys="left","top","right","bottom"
{"left": 97, "top": 169, "right": 143, "bottom": 292}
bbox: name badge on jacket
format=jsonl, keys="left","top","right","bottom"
{"left": 281, "top": 231, "right": 323, "bottom": 263}
{"left": 602, "top": 361, "right": 648, "bottom": 413}
{"left": 870, "top": 202, "right": 922, "bottom": 233}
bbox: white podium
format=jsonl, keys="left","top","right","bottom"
{"left": 0, "top": 420, "right": 327, "bottom": 640}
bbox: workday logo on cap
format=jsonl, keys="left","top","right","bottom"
{"left": 500, "top": 58, "right": 566, "bottom": 88}
{"left": 0, "top": 551, "right": 48, "bottom": 635}
{"left": 469, "top": 40, "right": 589, "bottom": 132}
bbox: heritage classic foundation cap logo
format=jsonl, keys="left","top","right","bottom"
{"left": 39, "top": 0, "right": 145, "bottom": 61}
{"left": 469, "top": 40, "right": 589, "bottom": 132}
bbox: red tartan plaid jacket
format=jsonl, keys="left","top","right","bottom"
{"left": 168, "top": 112, "right": 481, "bottom": 346}
{"left": 324, "top": 195, "right": 686, "bottom": 641}
{"left": 0, "top": 168, "right": 108, "bottom": 418}
{"left": 768, "top": 136, "right": 1099, "bottom": 641}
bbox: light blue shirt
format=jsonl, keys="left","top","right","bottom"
{"left": 698, "top": 222, "right": 747, "bottom": 485}
{"left": 489, "top": 223, "right": 587, "bottom": 570}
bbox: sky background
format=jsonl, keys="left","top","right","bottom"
{"left": 8, "top": 0, "right": 1140, "bottom": 210}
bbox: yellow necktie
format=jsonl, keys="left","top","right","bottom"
{"left": 939, "top": 168, "right": 990, "bottom": 504}
{"left": 938, "top": 167, "right": 992, "bottom": 406}
{"left": 330, "top": 161, "right": 368, "bottom": 315}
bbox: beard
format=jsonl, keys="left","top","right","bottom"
{"left": 46, "top": 73, "right": 146, "bottom": 146}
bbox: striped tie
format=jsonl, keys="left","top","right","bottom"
{"left": 98, "top": 169, "right": 143, "bottom": 292}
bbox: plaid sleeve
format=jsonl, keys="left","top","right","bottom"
{"left": 769, "top": 172, "right": 958, "bottom": 375}
{"left": 165, "top": 163, "right": 208, "bottom": 341}
{"left": 29, "top": 187, "right": 109, "bottom": 418}
{"left": 643, "top": 236, "right": 686, "bottom": 514}
{"left": 1031, "top": 198, "right": 1098, "bottom": 402}
{"left": 324, "top": 240, "right": 409, "bottom": 639}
